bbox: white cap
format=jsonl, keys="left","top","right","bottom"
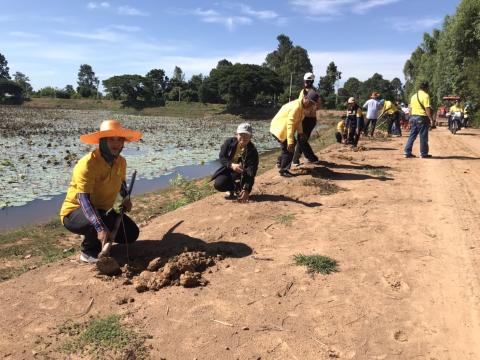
{"left": 303, "top": 72, "right": 315, "bottom": 81}
{"left": 236, "top": 123, "right": 252, "bottom": 135}
{"left": 348, "top": 97, "right": 355, "bottom": 103}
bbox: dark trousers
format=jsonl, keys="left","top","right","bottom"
{"left": 363, "top": 118, "right": 377, "bottom": 136}
{"left": 63, "top": 208, "right": 139, "bottom": 256}
{"left": 292, "top": 117, "right": 318, "bottom": 164}
{"left": 388, "top": 113, "right": 402, "bottom": 135}
{"left": 272, "top": 134, "right": 294, "bottom": 172}
{"left": 214, "top": 170, "right": 240, "bottom": 193}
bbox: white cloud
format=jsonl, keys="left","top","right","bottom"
{"left": 193, "top": 8, "right": 252, "bottom": 31}
{"left": 390, "top": 17, "right": 442, "bottom": 32}
{"left": 353, "top": 0, "right": 400, "bottom": 14}
{"left": 117, "top": 5, "right": 148, "bottom": 16}
{"left": 110, "top": 25, "right": 141, "bottom": 32}
{"left": 56, "top": 29, "right": 122, "bottom": 42}
{"left": 87, "top": 2, "right": 110, "bottom": 10}
{"left": 239, "top": 4, "right": 279, "bottom": 20}
{"left": 291, "top": 0, "right": 400, "bottom": 18}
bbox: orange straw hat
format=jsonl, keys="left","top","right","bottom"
{"left": 80, "top": 119, "right": 142, "bottom": 145}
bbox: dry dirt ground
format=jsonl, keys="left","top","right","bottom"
{"left": 1, "top": 127, "right": 480, "bottom": 360}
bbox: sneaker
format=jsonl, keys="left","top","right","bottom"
{"left": 305, "top": 159, "right": 321, "bottom": 165}
{"left": 224, "top": 191, "right": 236, "bottom": 200}
{"left": 421, "top": 154, "right": 432, "bottom": 158}
{"left": 291, "top": 162, "right": 301, "bottom": 167}
{"left": 404, "top": 154, "right": 416, "bottom": 158}
{"left": 279, "top": 170, "right": 295, "bottom": 178}
{"left": 80, "top": 252, "right": 99, "bottom": 264}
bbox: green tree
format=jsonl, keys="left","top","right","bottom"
{"left": 0, "top": 53, "right": 10, "bottom": 80}
{"left": 77, "top": 64, "right": 98, "bottom": 98}
{"left": 0, "top": 78, "right": 23, "bottom": 104}
{"left": 318, "top": 62, "right": 341, "bottom": 109}
{"left": 13, "top": 72, "right": 33, "bottom": 99}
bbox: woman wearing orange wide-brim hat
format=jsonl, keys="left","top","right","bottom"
{"left": 59, "top": 120, "right": 142, "bottom": 264}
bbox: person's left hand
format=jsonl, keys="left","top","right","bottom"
{"left": 122, "top": 198, "right": 132, "bottom": 212}
{"left": 238, "top": 190, "right": 250, "bottom": 203}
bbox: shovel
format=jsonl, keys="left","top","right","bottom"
{"left": 99, "top": 170, "right": 137, "bottom": 258}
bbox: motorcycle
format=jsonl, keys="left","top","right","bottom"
{"left": 447, "top": 111, "right": 463, "bottom": 134}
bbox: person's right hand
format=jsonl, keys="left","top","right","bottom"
{"left": 97, "top": 229, "right": 110, "bottom": 245}
{"left": 287, "top": 143, "right": 295, "bottom": 152}
{"left": 231, "top": 163, "right": 244, "bottom": 173}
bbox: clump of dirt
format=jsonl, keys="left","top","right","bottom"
{"left": 132, "top": 251, "right": 217, "bottom": 292}
{"left": 96, "top": 257, "right": 121, "bottom": 276}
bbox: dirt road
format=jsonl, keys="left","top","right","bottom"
{"left": 1, "top": 127, "right": 480, "bottom": 359}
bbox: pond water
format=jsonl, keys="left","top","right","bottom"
{"left": 0, "top": 106, "right": 278, "bottom": 230}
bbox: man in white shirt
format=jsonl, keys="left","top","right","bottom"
{"left": 363, "top": 92, "right": 382, "bottom": 137}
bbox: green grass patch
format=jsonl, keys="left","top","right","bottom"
{"left": 58, "top": 315, "right": 148, "bottom": 359}
{"left": 363, "top": 166, "right": 389, "bottom": 177}
{"left": 302, "top": 178, "right": 343, "bottom": 195}
{"left": 293, "top": 254, "right": 339, "bottom": 274}
{"left": 275, "top": 213, "right": 296, "bottom": 226}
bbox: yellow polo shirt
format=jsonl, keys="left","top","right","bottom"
{"left": 410, "top": 90, "right": 431, "bottom": 116}
{"left": 232, "top": 142, "right": 243, "bottom": 165}
{"left": 270, "top": 99, "right": 304, "bottom": 145}
{"left": 382, "top": 101, "right": 397, "bottom": 115}
{"left": 449, "top": 104, "right": 464, "bottom": 113}
{"left": 60, "top": 149, "right": 126, "bottom": 222}
{"left": 337, "top": 120, "right": 345, "bottom": 132}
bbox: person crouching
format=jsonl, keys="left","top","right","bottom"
{"left": 59, "top": 120, "right": 142, "bottom": 263}
{"left": 211, "top": 123, "right": 259, "bottom": 203}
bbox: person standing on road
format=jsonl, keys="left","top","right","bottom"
{"left": 345, "top": 97, "right": 364, "bottom": 148}
{"left": 270, "top": 90, "right": 320, "bottom": 177}
{"left": 211, "top": 123, "right": 259, "bottom": 203}
{"left": 404, "top": 81, "right": 434, "bottom": 158}
{"left": 59, "top": 120, "right": 142, "bottom": 263}
{"left": 292, "top": 72, "right": 320, "bottom": 166}
{"left": 363, "top": 92, "right": 381, "bottom": 137}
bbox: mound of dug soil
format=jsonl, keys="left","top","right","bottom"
{"left": 132, "top": 251, "right": 218, "bottom": 292}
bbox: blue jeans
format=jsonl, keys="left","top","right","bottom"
{"left": 404, "top": 116, "right": 429, "bottom": 156}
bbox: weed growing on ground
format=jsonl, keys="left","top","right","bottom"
{"left": 275, "top": 213, "right": 295, "bottom": 226}
{"left": 294, "top": 254, "right": 339, "bottom": 274}
{"left": 166, "top": 174, "right": 215, "bottom": 210}
{"left": 59, "top": 315, "right": 148, "bottom": 359}
{"left": 363, "top": 166, "right": 389, "bottom": 178}
{"left": 302, "top": 178, "right": 343, "bottom": 195}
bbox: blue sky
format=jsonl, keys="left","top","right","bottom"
{"left": 1, "top": 0, "right": 461, "bottom": 90}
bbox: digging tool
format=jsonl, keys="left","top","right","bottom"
{"left": 99, "top": 170, "right": 137, "bottom": 258}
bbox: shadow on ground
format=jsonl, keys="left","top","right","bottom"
{"left": 429, "top": 155, "right": 480, "bottom": 160}
{"left": 110, "top": 221, "right": 252, "bottom": 266}
{"left": 249, "top": 194, "right": 322, "bottom": 208}
{"left": 304, "top": 166, "right": 394, "bottom": 181}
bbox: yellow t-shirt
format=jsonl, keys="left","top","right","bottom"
{"left": 410, "top": 90, "right": 431, "bottom": 116}
{"left": 449, "top": 104, "right": 464, "bottom": 113}
{"left": 382, "top": 101, "right": 397, "bottom": 115}
{"left": 270, "top": 99, "right": 304, "bottom": 145}
{"left": 232, "top": 142, "right": 244, "bottom": 165}
{"left": 59, "top": 149, "right": 126, "bottom": 222}
{"left": 337, "top": 120, "right": 345, "bottom": 132}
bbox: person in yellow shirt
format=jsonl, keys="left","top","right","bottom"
{"left": 404, "top": 82, "right": 434, "bottom": 158}
{"left": 345, "top": 97, "right": 364, "bottom": 148}
{"left": 292, "top": 72, "right": 320, "bottom": 166}
{"left": 270, "top": 90, "right": 319, "bottom": 177}
{"left": 59, "top": 120, "right": 142, "bottom": 263}
{"left": 335, "top": 119, "right": 346, "bottom": 143}
{"left": 448, "top": 99, "right": 464, "bottom": 131}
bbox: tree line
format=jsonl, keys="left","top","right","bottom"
{"left": 403, "top": 0, "right": 479, "bottom": 125}
{"left": 1, "top": 34, "right": 406, "bottom": 110}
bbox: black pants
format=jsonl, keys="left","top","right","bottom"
{"left": 214, "top": 170, "right": 240, "bottom": 193}
{"left": 335, "top": 132, "right": 343, "bottom": 143}
{"left": 292, "top": 117, "right": 318, "bottom": 164}
{"left": 272, "top": 134, "right": 294, "bottom": 172}
{"left": 388, "top": 113, "right": 402, "bottom": 135}
{"left": 363, "top": 118, "right": 377, "bottom": 136}
{"left": 63, "top": 208, "right": 139, "bottom": 257}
